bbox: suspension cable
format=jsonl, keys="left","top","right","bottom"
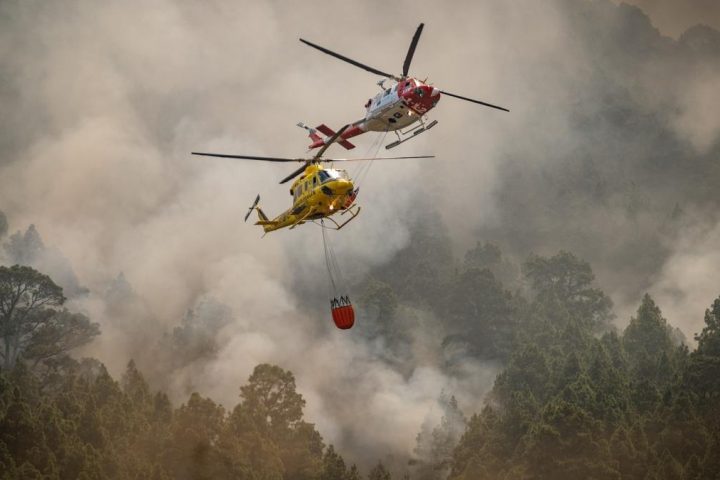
{"left": 354, "top": 130, "right": 388, "bottom": 188}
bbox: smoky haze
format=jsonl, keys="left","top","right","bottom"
{"left": 615, "top": 0, "right": 720, "bottom": 38}
{"left": 1, "top": 0, "right": 719, "bottom": 469}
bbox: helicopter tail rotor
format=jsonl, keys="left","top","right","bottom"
{"left": 245, "top": 194, "right": 261, "bottom": 222}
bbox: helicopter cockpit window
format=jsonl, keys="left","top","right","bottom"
{"left": 319, "top": 170, "right": 330, "bottom": 183}
{"left": 324, "top": 169, "right": 345, "bottom": 181}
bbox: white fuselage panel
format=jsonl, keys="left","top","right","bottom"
{"left": 362, "top": 84, "right": 419, "bottom": 132}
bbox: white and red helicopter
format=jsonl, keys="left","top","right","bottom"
{"left": 298, "top": 23, "right": 509, "bottom": 151}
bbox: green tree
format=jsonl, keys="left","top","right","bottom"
{"left": 169, "top": 299, "right": 233, "bottom": 367}
{"left": 240, "top": 364, "right": 323, "bottom": 479}
{"left": 684, "top": 296, "right": 720, "bottom": 409}
{"left": 163, "top": 392, "right": 229, "bottom": 480}
{"left": 122, "top": 359, "right": 152, "bottom": 409}
{"left": 368, "top": 461, "right": 392, "bottom": 480}
{"left": 442, "top": 268, "right": 515, "bottom": 361}
{"left": 3, "top": 225, "right": 44, "bottom": 265}
{"left": 321, "top": 444, "right": 348, "bottom": 480}
{"left": 609, "top": 425, "right": 645, "bottom": 480}
{"left": 586, "top": 343, "right": 628, "bottom": 425}
{"left": 221, "top": 403, "right": 283, "bottom": 480}
{"left": 623, "top": 295, "right": 673, "bottom": 357}
{"left": 523, "top": 251, "right": 613, "bottom": 331}
{"left": 623, "top": 294, "right": 677, "bottom": 387}
{"left": 240, "top": 364, "right": 305, "bottom": 439}
{"left": 448, "top": 407, "right": 503, "bottom": 480}
{"left": 347, "top": 464, "right": 361, "bottom": 480}
{"left": 494, "top": 344, "right": 551, "bottom": 404}
{"left": 413, "top": 394, "right": 466, "bottom": 480}
{"left": 23, "top": 310, "right": 100, "bottom": 368}
{"left": 523, "top": 398, "right": 619, "bottom": 479}
{"left": 463, "top": 241, "right": 518, "bottom": 286}
{"left": 1, "top": 265, "right": 90, "bottom": 369}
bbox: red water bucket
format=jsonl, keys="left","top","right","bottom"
{"left": 331, "top": 303, "right": 355, "bottom": 329}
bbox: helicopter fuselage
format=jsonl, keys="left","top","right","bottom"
{"left": 306, "top": 78, "right": 440, "bottom": 150}
{"left": 301, "top": 23, "right": 507, "bottom": 151}
{"left": 361, "top": 78, "right": 440, "bottom": 131}
{"left": 255, "top": 164, "right": 358, "bottom": 232}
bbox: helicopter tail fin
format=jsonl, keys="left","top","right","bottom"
{"left": 256, "top": 207, "right": 269, "bottom": 223}
{"left": 254, "top": 208, "right": 277, "bottom": 233}
{"left": 298, "top": 122, "right": 327, "bottom": 150}
{"left": 308, "top": 131, "right": 324, "bottom": 149}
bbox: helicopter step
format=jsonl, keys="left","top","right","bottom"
{"left": 385, "top": 120, "right": 438, "bottom": 149}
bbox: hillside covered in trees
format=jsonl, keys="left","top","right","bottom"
{"left": 2, "top": 225, "right": 720, "bottom": 478}
{"left": 2, "top": 0, "right": 720, "bottom": 478}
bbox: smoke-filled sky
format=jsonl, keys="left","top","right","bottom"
{"left": 617, "top": 0, "right": 720, "bottom": 37}
{"left": 1, "top": 0, "right": 719, "bottom": 469}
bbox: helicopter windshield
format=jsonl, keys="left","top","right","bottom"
{"left": 321, "top": 169, "right": 348, "bottom": 182}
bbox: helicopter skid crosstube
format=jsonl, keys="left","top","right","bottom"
{"left": 385, "top": 119, "right": 438, "bottom": 149}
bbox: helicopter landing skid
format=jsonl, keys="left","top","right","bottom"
{"left": 385, "top": 120, "right": 438, "bottom": 149}
{"left": 319, "top": 205, "right": 361, "bottom": 230}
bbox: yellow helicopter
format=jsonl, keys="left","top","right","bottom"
{"left": 192, "top": 126, "right": 434, "bottom": 233}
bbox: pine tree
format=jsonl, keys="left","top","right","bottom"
{"left": 368, "top": 461, "right": 392, "bottom": 480}
{"left": 684, "top": 296, "right": 720, "bottom": 409}
{"left": 240, "top": 364, "right": 305, "bottom": 439}
{"left": 321, "top": 445, "right": 348, "bottom": 480}
{"left": 523, "top": 251, "right": 614, "bottom": 332}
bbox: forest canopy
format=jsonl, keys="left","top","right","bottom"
{"left": 2, "top": 247, "right": 720, "bottom": 478}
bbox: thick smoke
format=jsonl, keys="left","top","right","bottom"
{"left": 1, "top": 0, "right": 718, "bottom": 470}
{"left": 616, "top": 0, "right": 720, "bottom": 38}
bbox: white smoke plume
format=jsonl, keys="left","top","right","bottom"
{"left": 1, "top": 0, "right": 719, "bottom": 469}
